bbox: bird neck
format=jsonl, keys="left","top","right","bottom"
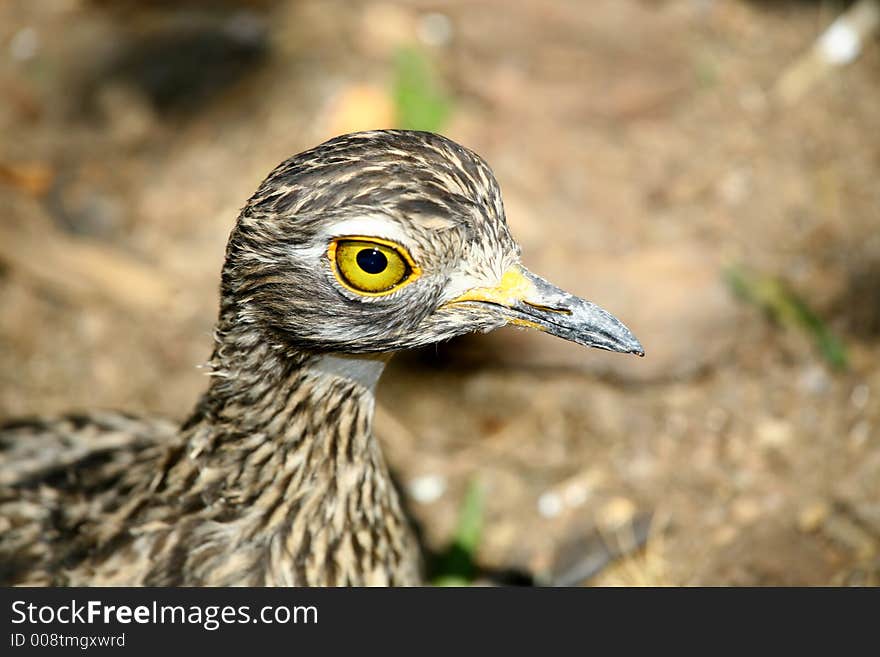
{"left": 171, "top": 323, "right": 420, "bottom": 584}
{"left": 195, "top": 336, "right": 387, "bottom": 440}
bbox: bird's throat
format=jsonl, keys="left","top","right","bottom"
{"left": 306, "top": 353, "right": 389, "bottom": 392}
{"left": 164, "top": 338, "right": 420, "bottom": 585}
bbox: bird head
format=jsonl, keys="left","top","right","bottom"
{"left": 221, "top": 130, "right": 643, "bottom": 358}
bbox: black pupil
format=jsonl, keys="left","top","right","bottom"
{"left": 356, "top": 248, "right": 388, "bottom": 274}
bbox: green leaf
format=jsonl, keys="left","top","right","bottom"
{"left": 454, "top": 479, "right": 484, "bottom": 555}
{"left": 430, "top": 479, "right": 484, "bottom": 585}
{"left": 724, "top": 264, "right": 848, "bottom": 370}
{"left": 392, "top": 47, "right": 451, "bottom": 132}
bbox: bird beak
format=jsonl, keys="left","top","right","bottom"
{"left": 448, "top": 264, "right": 644, "bottom": 356}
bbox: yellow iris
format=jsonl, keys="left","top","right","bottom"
{"left": 329, "top": 238, "right": 418, "bottom": 295}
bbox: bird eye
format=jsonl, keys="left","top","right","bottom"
{"left": 329, "top": 238, "right": 419, "bottom": 295}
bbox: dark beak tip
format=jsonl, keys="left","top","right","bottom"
{"left": 618, "top": 332, "right": 644, "bottom": 357}
{"left": 624, "top": 344, "right": 645, "bottom": 357}
{"left": 630, "top": 337, "right": 645, "bottom": 357}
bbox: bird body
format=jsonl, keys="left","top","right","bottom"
{"left": 0, "top": 131, "right": 642, "bottom": 586}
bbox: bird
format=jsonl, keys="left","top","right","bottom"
{"left": 0, "top": 130, "right": 643, "bottom": 586}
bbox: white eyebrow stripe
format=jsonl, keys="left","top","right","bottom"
{"left": 324, "top": 216, "right": 411, "bottom": 245}
{"left": 416, "top": 215, "right": 456, "bottom": 230}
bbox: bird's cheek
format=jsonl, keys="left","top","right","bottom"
{"left": 428, "top": 304, "right": 507, "bottom": 340}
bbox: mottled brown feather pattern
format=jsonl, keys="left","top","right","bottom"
{"left": 0, "top": 130, "right": 522, "bottom": 586}
{"left": 2, "top": 346, "right": 419, "bottom": 586}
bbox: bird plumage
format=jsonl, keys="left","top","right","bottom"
{"left": 0, "top": 130, "right": 642, "bottom": 586}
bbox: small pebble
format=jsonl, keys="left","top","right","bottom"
{"left": 756, "top": 417, "right": 793, "bottom": 449}
{"left": 10, "top": 27, "right": 39, "bottom": 62}
{"left": 717, "top": 168, "right": 751, "bottom": 207}
{"left": 799, "top": 365, "right": 830, "bottom": 395}
{"left": 819, "top": 19, "right": 861, "bottom": 65}
{"left": 537, "top": 491, "right": 562, "bottom": 518}
{"left": 408, "top": 474, "right": 446, "bottom": 504}
{"left": 848, "top": 420, "right": 871, "bottom": 451}
{"left": 562, "top": 482, "right": 589, "bottom": 508}
{"left": 417, "top": 12, "right": 453, "bottom": 47}
{"left": 850, "top": 384, "right": 870, "bottom": 410}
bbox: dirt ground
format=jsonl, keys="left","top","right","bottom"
{"left": 1, "top": 0, "right": 878, "bottom": 585}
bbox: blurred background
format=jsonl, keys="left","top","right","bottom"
{"left": 1, "top": 0, "right": 878, "bottom": 585}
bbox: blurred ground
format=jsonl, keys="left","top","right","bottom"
{"left": 1, "top": 0, "right": 879, "bottom": 585}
